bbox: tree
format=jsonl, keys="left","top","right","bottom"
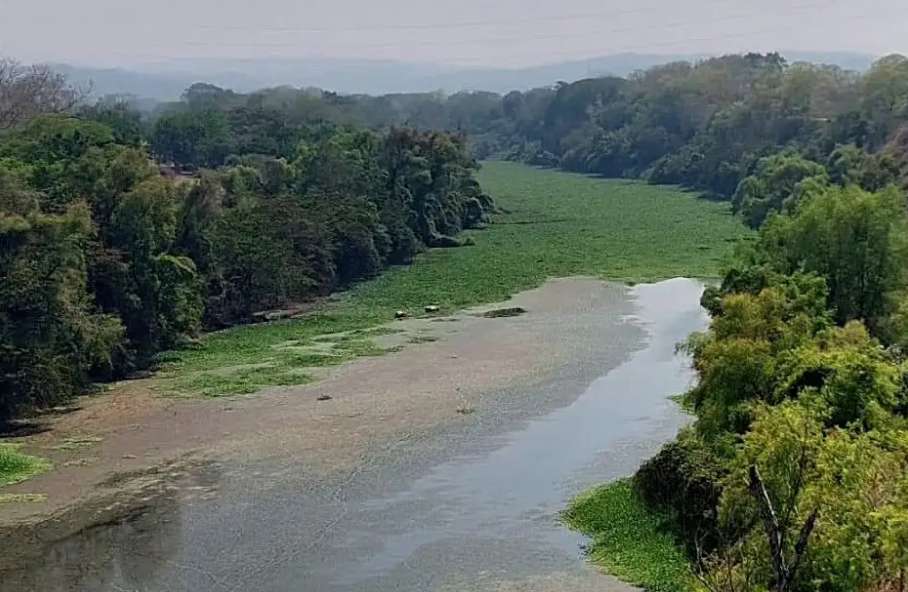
{"left": 0, "top": 58, "right": 84, "bottom": 129}
{"left": 106, "top": 177, "right": 202, "bottom": 353}
{"left": 800, "top": 426, "right": 908, "bottom": 591}
{"left": 746, "top": 466, "right": 818, "bottom": 592}
{"left": 79, "top": 99, "right": 145, "bottom": 146}
{"left": 826, "top": 144, "right": 900, "bottom": 191}
{"left": 182, "top": 83, "right": 238, "bottom": 110}
{"left": 758, "top": 185, "right": 908, "bottom": 334}
{"left": 0, "top": 115, "right": 121, "bottom": 210}
{"left": 208, "top": 199, "right": 326, "bottom": 321}
{"left": 732, "top": 153, "right": 829, "bottom": 228}
{"left": 860, "top": 55, "right": 908, "bottom": 148}
{"left": 175, "top": 171, "right": 224, "bottom": 276}
{"left": 0, "top": 168, "right": 122, "bottom": 420}
{"left": 705, "top": 402, "right": 823, "bottom": 592}
{"left": 150, "top": 108, "right": 233, "bottom": 168}
{"left": 294, "top": 129, "right": 383, "bottom": 197}
{"left": 0, "top": 74, "right": 501, "bottom": 420}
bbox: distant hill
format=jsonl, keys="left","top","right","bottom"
{"left": 57, "top": 51, "right": 879, "bottom": 103}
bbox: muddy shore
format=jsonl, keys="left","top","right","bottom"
{"left": 0, "top": 277, "right": 706, "bottom": 592}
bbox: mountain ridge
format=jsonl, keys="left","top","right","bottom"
{"left": 55, "top": 50, "right": 879, "bottom": 101}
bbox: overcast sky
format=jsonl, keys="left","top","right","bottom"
{"left": 1, "top": 0, "right": 906, "bottom": 68}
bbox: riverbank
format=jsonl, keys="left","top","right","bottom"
{"left": 1, "top": 278, "right": 707, "bottom": 592}
{"left": 0, "top": 278, "right": 629, "bottom": 520}
{"left": 141, "top": 162, "right": 751, "bottom": 399}
{"left": 564, "top": 481, "right": 694, "bottom": 592}
{"left": 0, "top": 163, "right": 744, "bottom": 505}
{"left": 0, "top": 163, "right": 742, "bottom": 590}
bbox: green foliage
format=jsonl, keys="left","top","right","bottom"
{"left": 859, "top": 55, "right": 908, "bottom": 148}
{"left": 564, "top": 480, "right": 696, "bottom": 592}
{"left": 800, "top": 425, "right": 908, "bottom": 590}
{"left": 191, "top": 127, "right": 493, "bottom": 326}
{"left": 714, "top": 401, "right": 826, "bottom": 589}
{"left": 776, "top": 323, "right": 903, "bottom": 428}
{"left": 0, "top": 115, "right": 119, "bottom": 208}
{"left": 78, "top": 100, "right": 145, "bottom": 146}
{"left": 122, "top": 53, "right": 908, "bottom": 209}
{"left": 150, "top": 108, "right": 232, "bottom": 168}
{"left": 294, "top": 128, "right": 383, "bottom": 196}
{"left": 685, "top": 282, "right": 829, "bottom": 438}
{"left": 0, "top": 169, "right": 124, "bottom": 418}
{"left": 0, "top": 444, "right": 50, "bottom": 487}
{"left": 396, "top": 52, "right": 908, "bottom": 209}
{"left": 757, "top": 185, "right": 908, "bottom": 333}
{"left": 159, "top": 328, "right": 387, "bottom": 398}
{"left": 0, "top": 107, "right": 493, "bottom": 418}
{"left": 732, "top": 152, "right": 828, "bottom": 228}
{"left": 826, "top": 144, "right": 901, "bottom": 191}
{"left": 634, "top": 429, "right": 726, "bottom": 553}
{"left": 716, "top": 402, "right": 908, "bottom": 592}
{"left": 155, "top": 162, "right": 746, "bottom": 397}
{"left": 657, "top": 302, "right": 908, "bottom": 591}
{"left": 642, "top": 178, "right": 908, "bottom": 591}
{"left": 706, "top": 183, "right": 908, "bottom": 342}
{"left": 106, "top": 177, "right": 203, "bottom": 353}
{"left": 207, "top": 199, "right": 326, "bottom": 322}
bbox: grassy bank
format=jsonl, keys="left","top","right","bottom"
{"left": 564, "top": 480, "right": 695, "bottom": 592}
{"left": 156, "top": 162, "right": 749, "bottom": 397}
{"left": 0, "top": 444, "right": 50, "bottom": 488}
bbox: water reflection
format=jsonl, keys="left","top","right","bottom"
{"left": 325, "top": 278, "right": 707, "bottom": 588}
{"left": 0, "top": 462, "right": 221, "bottom": 592}
{"left": 0, "top": 279, "right": 707, "bottom": 592}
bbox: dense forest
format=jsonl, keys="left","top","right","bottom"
{"left": 475, "top": 53, "right": 908, "bottom": 592}
{"left": 4, "top": 51, "right": 908, "bottom": 591}
{"left": 0, "top": 58, "right": 494, "bottom": 421}
{"left": 524, "top": 54, "right": 908, "bottom": 592}
{"left": 135, "top": 51, "right": 908, "bottom": 231}
{"left": 483, "top": 53, "right": 908, "bottom": 222}
{"left": 632, "top": 182, "right": 908, "bottom": 591}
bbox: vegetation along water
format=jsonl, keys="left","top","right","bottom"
{"left": 2, "top": 49, "right": 908, "bottom": 592}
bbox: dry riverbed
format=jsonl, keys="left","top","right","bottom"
{"left": 0, "top": 277, "right": 705, "bottom": 592}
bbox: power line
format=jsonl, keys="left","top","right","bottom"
{"left": 183, "top": 0, "right": 847, "bottom": 52}
{"left": 194, "top": 0, "right": 737, "bottom": 34}
{"left": 86, "top": 4, "right": 887, "bottom": 72}
{"left": 444, "top": 12, "right": 882, "bottom": 67}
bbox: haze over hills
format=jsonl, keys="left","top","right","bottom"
{"left": 4, "top": 0, "right": 908, "bottom": 586}
{"left": 56, "top": 50, "right": 878, "bottom": 101}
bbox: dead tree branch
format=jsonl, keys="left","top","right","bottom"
{"left": 748, "top": 465, "right": 819, "bottom": 592}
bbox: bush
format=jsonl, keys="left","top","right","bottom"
{"left": 634, "top": 429, "right": 726, "bottom": 553}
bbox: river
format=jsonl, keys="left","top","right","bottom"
{"left": 3, "top": 278, "right": 707, "bottom": 592}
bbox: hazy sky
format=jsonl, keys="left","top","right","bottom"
{"left": 2, "top": 0, "right": 906, "bottom": 68}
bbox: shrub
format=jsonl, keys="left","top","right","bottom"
{"left": 634, "top": 429, "right": 726, "bottom": 554}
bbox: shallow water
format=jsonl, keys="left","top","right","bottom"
{"left": 3, "top": 278, "right": 708, "bottom": 592}
{"left": 328, "top": 278, "right": 707, "bottom": 588}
